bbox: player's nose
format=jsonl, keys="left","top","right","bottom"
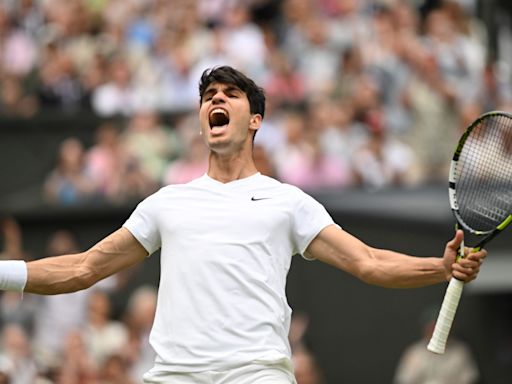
{"left": 212, "top": 92, "right": 226, "bottom": 104}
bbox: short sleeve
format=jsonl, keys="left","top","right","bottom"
{"left": 123, "top": 195, "right": 162, "bottom": 255}
{"left": 291, "top": 189, "right": 335, "bottom": 256}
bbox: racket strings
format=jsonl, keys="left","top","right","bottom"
{"left": 456, "top": 114, "right": 512, "bottom": 232}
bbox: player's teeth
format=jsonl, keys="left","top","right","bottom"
{"left": 210, "top": 109, "right": 227, "bottom": 117}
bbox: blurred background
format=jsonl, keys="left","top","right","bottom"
{"left": 0, "top": 0, "right": 512, "bottom": 383}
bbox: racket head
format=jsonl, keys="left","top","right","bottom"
{"left": 448, "top": 111, "right": 512, "bottom": 238}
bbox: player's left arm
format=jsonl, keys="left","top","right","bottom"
{"left": 304, "top": 225, "right": 486, "bottom": 288}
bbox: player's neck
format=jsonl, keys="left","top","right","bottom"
{"left": 207, "top": 151, "right": 258, "bottom": 184}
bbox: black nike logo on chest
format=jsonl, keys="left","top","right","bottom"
{"left": 251, "top": 197, "right": 271, "bottom": 201}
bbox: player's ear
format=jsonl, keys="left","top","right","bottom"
{"left": 249, "top": 114, "right": 262, "bottom": 132}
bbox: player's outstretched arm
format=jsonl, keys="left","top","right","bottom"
{"left": 305, "top": 225, "right": 486, "bottom": 289}
{"left": 25, "top": 227, "right": 148, "bottom": 295}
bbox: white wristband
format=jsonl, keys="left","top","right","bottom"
{"left": 0, "top": 260, "right": 28, "bottom": 292}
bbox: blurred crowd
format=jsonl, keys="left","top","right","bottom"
{"left": 0, "top": 217, "right": 157, "bottom": 384}
{"left": 1, "top": 0, "right": 511, "bottom": 204}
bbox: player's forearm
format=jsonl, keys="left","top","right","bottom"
{"left": 25, "top": 252, "right": 97, "bottom": 294}
{"left": 360, "top": 248, "right": 448, "bottom": 289}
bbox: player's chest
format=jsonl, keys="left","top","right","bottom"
{"left": 158, "top": 192, "right": 291, "bottom": 239}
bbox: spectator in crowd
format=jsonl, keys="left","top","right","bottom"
{"left": 352, "top": 110, "right": 415, "bottom": 188}
{"left": 274, "top": 109, "right": 351, "bottom": 190}
{"left": 0, "top": 323, "right": 38, "bottom": 384}
{"left": 35, "top": 44, "right": 85, "bottom": 111}
{"left": 480, "top": 58, "right": 512, "bottom": 111}
{"left": 293, "top": 349, "right": 325, "bottom": 384}
{"left": 252, "top": 143, "right": 276, "bottom": 178}
{"left": 309, "top": 97, "right": 365, "bottom": 171}
{"left": 32, "top": 230, "right": 118, "bottom": 369}
{"left": 394, "top": 306, "right": 480, "bottom": 384}
{"left": 401, "top": 43, "right": 458, "bottom": 184}
{"left": 79, "top": 53, "right": 108, "bottom": 111}
{"left": 54, "top": 329, "right": 97, "bottom": 384}
{"left": 85, "top": 121, "right": 158, "bottom": 202}
{"left": 82, "top": 290, "right": 129, "bottom": 370}
{"left": 0, "top": 218, "right": 37, "bottom": 333}
{"left": 85, "top": 122, "right": 127, "bottom": 198}
{"left": 162, "top": 134, "right": 209, "bottom": 185}
{"left": 0, "top": 217, "right": 28, "bottom": 262}
{"left": 91, "top": 56, "right": 138, "bottom": 117}
{"left": 421, "top": 3, "right": 485, "bottom": 106}
{"left": 0, "top": 5, "right": 37, "bottom": 78}
{"left": 121, "top": 285, "right": 157, "bottom": 382}
{"left": 264, "top": 52, "right": 306, "bottom": 108}
{"left": 219, "top": 3, "right": 267, "bottom": 78}
{"left": 43, "top": 137, "right": 99, "bottom": 205}
{"left": 289, "top": 312, "right": 325, "bottom": 384}
{"left": 122, "top": 109, "right": 180, "bottom": 183}
{"left": 98, "top": 353, "right": 136, "bottom": 384}
{"left": 0, "top": 74, "right": 38, "bottom": 118}
{"left": 157, "top": 42, "right": 201, "bottom": 113}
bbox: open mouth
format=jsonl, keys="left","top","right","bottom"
{"left": 209, "top": 108, "right": 230, "bottom": 129}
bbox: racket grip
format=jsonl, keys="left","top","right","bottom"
{"left": 427, "top": 278, "right": 464, "bottom": 354}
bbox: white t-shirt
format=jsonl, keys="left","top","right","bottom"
{"left": 123, "top": 173, "right": 334, "bottom": 376}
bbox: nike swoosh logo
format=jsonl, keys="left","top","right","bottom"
{"left": 251, "top": 197, "right": 271, "bottom": 201}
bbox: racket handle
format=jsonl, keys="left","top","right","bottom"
{"left": 427, "top": 278, "right": 464, "bottom": 354}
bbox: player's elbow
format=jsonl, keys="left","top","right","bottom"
{"left": 352, "top": 247, "right": 378, "bottom": 284}
{"left": 72, "top": 265, "right": 99, "bottom": 291}
{"left": 356, "top": 261, "right": 379, "bottom": 285}
{"left": 354, "top": 248, "right": 394, "bottom": 287}
{"left": 74, "top": 253, "right": 103, "bottom": 290}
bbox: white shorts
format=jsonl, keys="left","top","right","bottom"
{"left": 142, "top": 359, "right": 297, "bottom": 384}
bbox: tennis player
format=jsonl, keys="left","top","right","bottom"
{"left": 0, "top": 66, "right": 486, "bottom": 384}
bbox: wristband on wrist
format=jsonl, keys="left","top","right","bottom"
{"left": 0, "top": 260, "right": 28, "bottom": 292}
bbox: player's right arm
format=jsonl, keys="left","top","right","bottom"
{"left": 25, "top": 227, "right": 147, "bottom": 295}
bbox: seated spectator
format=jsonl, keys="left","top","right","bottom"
{"left": 0, "top": 217, "right": 36, "bottom": 333}
{"left": 43, "top": 137, "right": 99, "bottom": 205}
{"left": 53, "top": 329, "right": 97, "bottom": 383}
{"left": 264, "top": 52, "right": 306, "bottom": 108}
{"left": 289, "top": 312, "right": 325, "bottom": 384}
{"left": 253, "top": 144, "right": 276, "bottom": 178}
{"left": 121, "top": 285, "right": 157, "bottom": 382}
{"left": 0, "top": 217, "right": 28, "bottom": 261}
{"left": 122, "top": 109, "right": 180, "bottom": 183}
{"left": 91, "top": 56, "right": 137, "bottom": 117}
{"left": 162, "top": 134, "right": 208, "bottom": 185}
{"left": 352, "top": 111, "right": 415, "bottom": 189}
{"left": 274, "top": 110, "right": 352, "bottom": 190}
{"left": 0, "top": 323, "right": 39, "bottom": 384}
{"left": 394, "top": 306, "right": 479, "bottom": 384}
{"left": 85, "top": 121, "right": 159, "bottom": 203}
{"left": 85, "top": 122, "right": 126, "bottom": 197}
{"left": 0, "top": 5, "right": 37, "bottom": 78}
{"left": 32, "top": 230, "right": 118, "bottom": 369}
{"left": 35, "top": 45, "right": 85, "bottom": 111}
{"left": 0, "top": 75, "right": 38, "bottom": 117}
{"left": 82, "top": 290, "right": 129, "bottom": 370}
{"left": 98, "top": 354, "right": 135, "bottom": 384}
{"left": 293, "top": 348, "right": 325, "bottom": 384}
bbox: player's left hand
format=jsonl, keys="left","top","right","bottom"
{"left": 443, "top": 230, "right": 487, "bottom": 282}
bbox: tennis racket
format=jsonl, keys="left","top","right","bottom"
{"left": 427, "top": 111, "right": 512, "bottom": 354}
